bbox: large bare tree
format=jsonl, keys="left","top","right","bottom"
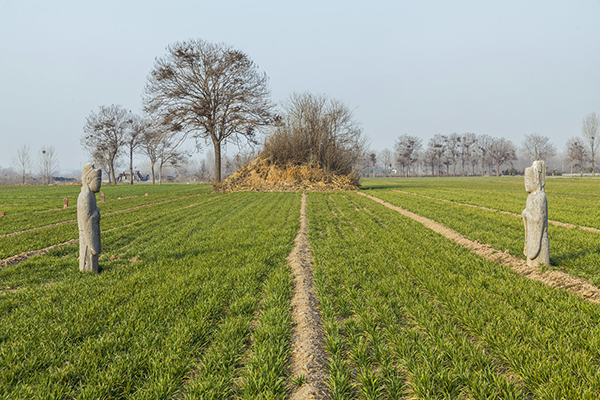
{"left": 476, "top": 134, "right": 493, "bottom": 176}
{"left": 565, "top": 137, "right": 588, "bottom": 177}
{"left": 488, "top": 138, "right": 517, "bottom": 176}
{"left": 379, "top": 148, "right": 393, "bottom": 175}
{"left": 141, "top": 121, "right": 189, "bottom": 185}
{"left": 37, "top": 146, "right": 59, "bottom": 184}
{"left": 91, "top": 147, "right": 113, "bottom": 184}
{"left": 12, "top": 144, "right": 32, "bottom": 184}
{"left": 460, "top": 133, "right": 477, "bottom": 176}
{"left": 82, "top": 104, "right": 133, "bottom": 185}
{"left": 582, "top": 112, "right": 600, "bottom": 175}
{"left": 395, "top": 135, "right": 422, "bottom": 177}
{"left": 444, "top": 133, "right": 461, "bottom": 176}
{"left": 125, "top": 115, "right": 146, "bottom": 185}
{"left": 428, "top": 134, "right": 446, "bottom": 176}
{"left": 521, "top": 133, "right": 557, "bottom": 161}
{"left": 144, "top": 39, "right": 275, "bottom": 183}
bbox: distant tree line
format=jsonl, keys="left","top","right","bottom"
{"left": 1, "top": 144, "right": 60, "bottom": 185}
{"left": 359, "top": 112, "right": 600, "bottom": 178}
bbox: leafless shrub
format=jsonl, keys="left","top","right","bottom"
{"left": 263, "top": 92, "right": 365, "bottom": 177}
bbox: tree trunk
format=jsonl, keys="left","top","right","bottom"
{"left": 129, "top": 148, "right": 134, "bottom": 185}
{"left": 151, "top": 161, "right": 156, "bottom": 185}
{"left": 109, "top": 157, "right": 117, "bottom": 185}
{"left": 496, "top": 163, "right": 500, "bottom": 177}
{"left": 214, "top": 142, "right": 222, "bottom": 183}
{"left": 570, "top": 161, "right": 573, "bottom": 177}
{"left": 159, "top": 163, "right": 163, "bottom": 185}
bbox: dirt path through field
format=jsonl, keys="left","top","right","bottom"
{"left": 288, "top": 193, "right": 330, "bottom": 399}
{"left": 359, "top": 192, "right": 600, "bottom": 305}
{"left": 392, "top": 189, "right": 600, "bottom": 233}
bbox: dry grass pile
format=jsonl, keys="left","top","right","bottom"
{"left": 214, "top": 156, "right": 359, "bottom": 193}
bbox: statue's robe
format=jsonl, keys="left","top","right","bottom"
{"left": 522, "top": 191, "right": 550, "bottom": 267}
{"left": 77, "top": 187, "right": 101, "bottom": 272}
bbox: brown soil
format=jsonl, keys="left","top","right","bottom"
{"left": 392, "top": 190, "right": 600, "bottom": 233}
{"left": 288, "top": 193, "right": 331, "bottom": 399}
{"left": 0, "top": 239, "right": 79, "bottom": 268}
{"left": 359, "top": 192, "right": 600, "bottom": 305}
{"left": 214, "top": 157, "right": 359, "bottom": 193}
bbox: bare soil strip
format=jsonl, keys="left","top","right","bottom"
{"left": 0, "top": 222, "right": 134, "bottom": 268}
{"left": 0, "top": 194, "right": 206, "bottom": 239}
{"left": 392, "top": 189, "right": 600, "bottom": 232}
{"left": 0, "top": 239, "right": 79, "bottom": 267}
{"left": 0, "top": 196, "right": 218, "bottom": 268}
{"left": 289, "top": 193, "right": 330, "bottom": 399}
{"left": 359, "top": 192, "right": 600, "bottom": 305}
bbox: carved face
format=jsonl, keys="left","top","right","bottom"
{"left": 87, "top": 170, "right": 102, "bottom": 193}
{"left": 524, "top": 167, "right": 538, "bottom": 193}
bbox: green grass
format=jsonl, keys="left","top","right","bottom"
{"left": 360, "top": 176, "right": 600, "bottom": 229}
{"left": 0, "top": 183, "right": 212, "bottom": 235}
{"left": 368, "top": 189, "right": 600, "bottom": 286}
{"left": 308, "top": 192, "right": 600, "bottom": 399}
{"left": 0, "top": 190, "right": 299, "bottom": 399}
{"left": 4, "top": 179, "right": 600, "bottom": 398}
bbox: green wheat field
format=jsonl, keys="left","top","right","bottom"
{"left": 2, "top": 177, "right": 600, "bottom": 399}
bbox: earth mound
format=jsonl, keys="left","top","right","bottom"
{"left": 213, "top": 156, "right": 359, "bottom": 193}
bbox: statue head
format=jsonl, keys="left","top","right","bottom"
{"left": 82, "top": 162, "right": 102, "bottom": 193}
{"left": 524, "top": 160, "right": 546, "bottom": 193}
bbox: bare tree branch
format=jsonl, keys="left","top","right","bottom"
{"left": 82, "top": 105, "right": 133, "bottom": 185}
{"left": 144, "top": 39, "right": 275, "bottom": 182}
{"left": 582, "top": 112, "right": 600, "bottom": 176}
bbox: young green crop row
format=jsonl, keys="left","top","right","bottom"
{"left": 370, "top": 189, "right": 600, "bottom": 287}
{"left": 307, "top": 192, "right": 600, "bottom": 399}
{"left": 1, "top": 191, "right": 300, "bottom": 399}
{"left": 360, "top": 177, "right": 600, "bottom": 229}
{"left": 0, "top": 184, "right": 212, "bottom": 236}
{"left": 0, "top": 192, "right": 222, "bottom": 260}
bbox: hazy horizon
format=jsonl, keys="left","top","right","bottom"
{"left": 1, "top": 0, "right": 598, "bottom": 174}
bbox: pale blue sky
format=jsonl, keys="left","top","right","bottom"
{"left": 1, "top": 0, "right": 598, "bottom": 173}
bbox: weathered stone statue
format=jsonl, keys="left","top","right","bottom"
{"left": 522, "top": 160, "right": 550, "bottom": 267}
{"left": 78, "top": 163, "right": 102, "bottom": 272}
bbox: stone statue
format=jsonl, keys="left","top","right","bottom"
{"left": 78, "top": 163, "right": 102, "bottom": 272}
{"left": 522, "top": 160, "right": 550, "bottom": 267}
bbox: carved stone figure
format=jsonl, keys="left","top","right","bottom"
{"left": 522, "top": 160, "right": 550, "bottom": 267}
{"left": 78, "top": 163, "right": 102, "bottom": 272}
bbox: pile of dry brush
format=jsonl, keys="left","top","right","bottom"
{"left": 214, "top": 93, "right": 366, "bottom": 192}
